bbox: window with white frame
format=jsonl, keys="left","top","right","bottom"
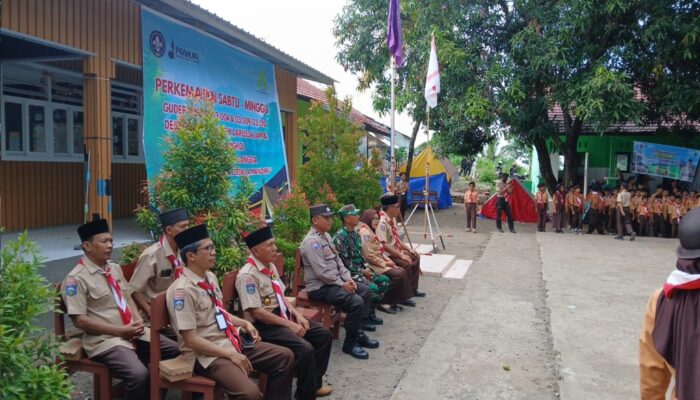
{"left": 1, "top": 62, "right": 143, "bottom": 163}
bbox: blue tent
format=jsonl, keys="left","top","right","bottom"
{"left": 381, "top": 173, "right": 453, "bottom": 209}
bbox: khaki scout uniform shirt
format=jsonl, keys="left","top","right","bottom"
{"left": 377, "top": 213, "right": 401, "bottom": 251}
{"left": 358, "top": 223, "right": 391, "bottom": 274}
{"left": 236, "top": 255, "right": 286, "bottom": 323}
{"left": 639, "top": 289, "right": 677, "bottom": 400}
{"left": 129, "top": 239, "right": 182, "bottom": 323}
{"left": 300, "top": 228, "right": 352, "bottom": 292}
{"left": 166, "top": 268, "right": 237, "bottom": 369}
{"left": 62, "top": 257, "right": 149, "bottom": 358}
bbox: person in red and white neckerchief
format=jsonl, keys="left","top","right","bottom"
{"left": 167, "top": 224, "right": 294, "bottom": 398}
{"left": 130, "top": 208, "right": 189, "bottom": 327}
{"left": 636, "top": 196, "right": 652, "bottom": 237}
{"left": 640, "top": 207, "right": 700, "bottom": 400}
{"left": 535, "top": 182, "right": 549, "bottom": 232}
{"left": 236, "top": 225, "right": 334, "bottom": 399}
{"left": 62, "top": 217, "right": 180, "bottom": 400}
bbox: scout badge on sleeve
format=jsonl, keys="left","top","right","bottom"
{"left": 65, "top": 277, "right": 78, "bottom": 296}
{"left": 173, "top": 289, "right": 185, "bottom": 310}
{"left": 245, "top": 276, "right": 257, "bottom": 295}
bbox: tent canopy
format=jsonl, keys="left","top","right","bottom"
{"left": 400, "top": 146, "right": 451, "bottom": 182}
{"left": 380, "top": 173, "right": 453, "bottom": 209}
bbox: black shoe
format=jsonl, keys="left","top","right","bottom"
{"left": 367, "top": 314, "right": 383, "bottom": 325}
{"left": 377, "top": 304, "right": 397, "bottom": 314}
{"left": 390, "top": 305, "right": 403, "bottom": 313}
{"left": 401, "top": 299, "right": 416, "bottom": 307}
{"left": 614, "top": 236, "right": 623, "bottom": 240}
{"left": 497, "top": 229, "right": 504, "bottom": 233}
{"left": 356, "top": 332, "right": 379, "bottom": 349}
{"left": 510, "top": 229, "right": 517, "bottom": 233}
{"left": 414, "top": 290, "right": 426, "bottom": 297}
{"left": 362, "top": 323, "right": 376, "bottom": 332}
{"left": 342, "top": 340, "right": 369, "bottom": 359}
{"left": 630, "top": 232, "right": 636, "bottom": 241}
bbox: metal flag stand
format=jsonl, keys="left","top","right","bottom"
{"left": 404, "top": 107, "right": 445, "bottom": 251}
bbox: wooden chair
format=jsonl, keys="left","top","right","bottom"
{"left": 150, "top": 293, "right": 224, "bottom": 400}
{"left": 292, "top": 250, "right": 342, "bottom": 339}
{"left": 54, "top": 284, "right": 114, "bottom": 400}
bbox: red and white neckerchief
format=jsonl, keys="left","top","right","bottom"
{"left": 575, "top": 195, "right": 582, "bottom": 209}
{"left": 161, "top": 237, "right": 183, "bottom": 279}
{"left": 663, "top": 270, "right": 700, "bottom": 297}
{"left": 379, "top": 211, "right": 402, "bottom": 250}
{"left": 537, "top": 192, "right": 547, "bottom": 204}
{"left": 640, "top": 205, "right": 649, "bottom": 217}
{"left": 674, "top": 203, "right": 682, "bottom": 218}
{"left": 81, "top": 259, "right": 132, "bottom": 325}
{"left": 247, "top": 257, "right": 292, "bottom": 321}
{"left": 196, "top": 280, "right": 242, "bottom": 352}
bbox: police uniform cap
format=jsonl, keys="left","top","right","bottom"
{"left": 310, "top": 204, "right": 334, "bottom": 218}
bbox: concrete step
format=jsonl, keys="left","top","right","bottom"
{"left": 442, "top": 259, "right": 473, "bottom": 280}
{"left": 411, "top": 243, "right": 435, "bottom": 255}
{"left": 420, "top": 253, "right": 457, "bottom": 276}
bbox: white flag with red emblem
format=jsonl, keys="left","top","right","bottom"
{"left": 424, "top": 34, "right": 440, "bottom": 109}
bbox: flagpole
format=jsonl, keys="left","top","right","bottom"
{"left": 390, "top": 57, "right": 397, "bottom": 193}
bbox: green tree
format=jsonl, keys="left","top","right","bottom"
{"left": 136, "top": 100, "right": 254, "bottom": 277}
{"left": 299, "top": 87, "right": 382, "bottom": 211}
{"left": 335, "top": 0, "right": 494, "bottom": 180}
{"left": 0, "top": 233, "right": 73, "bottom": 400}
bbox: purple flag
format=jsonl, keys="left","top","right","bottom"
{"left": 387, "top": 0, "right": 403, "bottom": 67}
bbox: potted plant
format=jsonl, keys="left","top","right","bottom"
{"left": 118, "top": 242, "right": 145, "bottom": 281}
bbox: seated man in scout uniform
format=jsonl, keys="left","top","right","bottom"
{"left": 166, "top": 224, "right": 294, "bottom": 400}
{"left": 301, "top": 204, "right": 379, "bottom": 360}
{"left": 62, "top": 218, "right": 180, "bottom": 400}
{"left": 236, "top": 225, "right": 333, "bottom": 400}
{"left": 333, "top": 204, "right": 390, "bottom": 322}
{"left": 130, "top": 208, "right": 189, "bottom": 325}
{"left": 377, "top": 194, "right": 425, "bottom": 299}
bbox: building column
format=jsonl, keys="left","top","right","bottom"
{"left": 83, "top": 56, "right": 115, "bottom": 225}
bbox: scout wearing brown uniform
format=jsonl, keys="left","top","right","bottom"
{"left": 565, "top": 190, "right": 574, "bottom": 230}
{"left": 630, "top": 192, "right": 642, "bottom": 234}
{"left": 568, "top": 186, "right": 584, "bottom": 234}
{"left": 236, "top": 226, "right": 333, "bottom": 400}
{"left": 359, "top": 208, "right": 414, "bottom": 313}
{"left": 607, "top": 190, "right": 619, "bottom": 234}
{"left": 62, "top": 218, "right": 179, "bottom": 400}
{"left": 639, "top": 208, "right": 700, "bottom": 400}
{"left": 301, "top": 204, "right": 379, "bottom": 360}
{"left": 130, "top": 208, "right": 189, "bottom": 325}
{"left": 397, "top": 173, "right": 410, "bottom": 220}
{"left": 377, "top": 195, "right": 425, "bottom": 296}
{"left": 535, "top": 183, "right": 548, "bottom": 232}
{"left": 464, "top": 182, "right": 479, "bottom": 233}
{"left": 586, "top": 188, "right": 606, "bottom": 235}
{"left": 166, "top": 224, "right": 294, "bottom": 400}
{"left": 651, "top": 189, "right": 665, "bottom": 237}
{"left": 637, "top": 197, "right": 651, "bottom": 237}
{"left": 668, "top": 197, "right": 684, "bottom": 239}
{"left": 552, "top": 184, "right": 566, "bottom": 233}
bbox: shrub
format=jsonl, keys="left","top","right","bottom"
{"left": 299, "top": 87, "right": 382, "bottom": 211}
{"left": 136, "top": 99, "right": 255, "bottom": 279}
{"left": 0, "top": 233, "right": 73, "bottom": 400}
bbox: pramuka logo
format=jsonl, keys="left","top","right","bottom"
{"left": 256, "top": 71, "right": 268, "bottom": 94}
{"left": 168, "top": 39, "right": 200, "bottom": 63}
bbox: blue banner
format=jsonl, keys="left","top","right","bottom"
{"left": 632, "top": 141, "right": 700, "bottom": 182}
{"left": 141, "top": 8, "right": 289, "bottom": 204}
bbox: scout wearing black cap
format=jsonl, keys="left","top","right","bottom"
{"left": 159, "top": 208, "right": 189, "bottom": 228}
{"left": 380, "top": 194, "right": 399, "bottom": 206}
{"left": 77, "top": 218, "right": 110, "bottom": 242}
{"left": 310, "top": 204, "right": 334, "bottom": 218}
{"left": 174, "top": 224, "right": 209, "bottom": 250}
{"left": 677, "top": 208, "right": 700, "bottom": 259}
{"left": 244, "top": 225, "right": 274, "bottom": 249}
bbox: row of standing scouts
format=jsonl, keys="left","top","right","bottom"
{"left": 61, "top": 194, "right": 423, "bottom": 400}
{"left": 463, "top": 173, "right": 699, "bottom": 239}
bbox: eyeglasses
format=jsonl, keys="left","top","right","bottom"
{"left": 198, "top": 244, "right": 216, "bottom": 253}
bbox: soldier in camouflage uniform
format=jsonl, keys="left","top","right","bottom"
{"left": 333, "top": 204, "right": 389, "bottom": 326}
